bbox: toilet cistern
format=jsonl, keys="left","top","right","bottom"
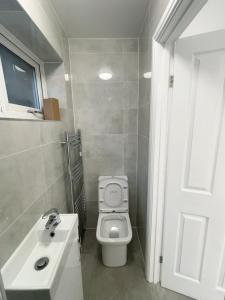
{"left": 42, "top": 208, "right": 61, "bottom": 237}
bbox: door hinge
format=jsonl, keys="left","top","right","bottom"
{"left": 159, "top": 256, "right": 163, "bottom": 264}
{"left": 169, "top": 75, "right": 174, "bottom": 88}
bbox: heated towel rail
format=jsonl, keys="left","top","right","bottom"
{"left": 64, "top": 131, "right": 86, "bottom": 241}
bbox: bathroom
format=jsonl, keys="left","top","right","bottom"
{"left": 0, "top": 0, "right": 225, "bottom": 299}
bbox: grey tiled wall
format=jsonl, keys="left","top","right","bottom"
{"left": 137, "top": 0, "right": 170, "bottom": 258}
{"left": 69, "top": 38, "right": 138, "bottom": 228}
{"left": 0, "top": 39, "right": 75, "bottom": 267}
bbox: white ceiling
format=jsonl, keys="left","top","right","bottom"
{"left": 51, "top": 0, "right": 149, "bottom": 38}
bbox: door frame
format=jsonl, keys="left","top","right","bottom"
{"left": 145, "top": 0, "right": 208, "bottom": 283}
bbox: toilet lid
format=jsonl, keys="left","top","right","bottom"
{"left": 98, "top": 176, "right": 129, "bottom": 212}
{"left": 104, "top": 183, "right": 123, "bottom": 207}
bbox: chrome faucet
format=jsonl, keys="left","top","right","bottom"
{"left": 42, "top": 208, "right": 61, "bottom": 236}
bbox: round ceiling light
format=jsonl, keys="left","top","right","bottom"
{"left": 99, "top": 72, "right": 113, "bottom": 80}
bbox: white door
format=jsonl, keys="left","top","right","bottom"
{"left": 161, "top": 30, "right": 225, "bottom": 300}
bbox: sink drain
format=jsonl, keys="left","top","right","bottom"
{"left": 34, "top": 257, "right": 49, "bottom": 271}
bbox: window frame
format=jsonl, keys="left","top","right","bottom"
{"left": 0, "top": 27, "right": 47, "bottom": 120}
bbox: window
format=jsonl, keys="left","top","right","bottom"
{"left": 0, "top": 32, "right": 44, "bottom": 119}
{"left": 0, "top": 44, "right": 40, "bottom": 109}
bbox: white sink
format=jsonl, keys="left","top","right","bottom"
{"left": 1, "top": 214, "right": 83, "bottom": 300}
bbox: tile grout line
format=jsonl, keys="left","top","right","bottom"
{"left": 0, "top": 139, "right": 65, "bottom": 161}
{"left": 0, "top": 172, "right": 67, "bottom": 239}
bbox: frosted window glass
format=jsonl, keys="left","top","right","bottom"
{"left": 0, "top": 43, "right": 40, "bottom": 109}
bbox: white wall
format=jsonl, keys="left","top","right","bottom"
{"left": 182, "top": 0, "right": 225, "bottom": 38}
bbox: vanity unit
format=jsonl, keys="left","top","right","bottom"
{"left": 1, "top": 214, "right": 83, "bottom": 300}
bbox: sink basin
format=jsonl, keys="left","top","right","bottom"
{"left": 1, "top": 214, "right": 83, "bottom": 300}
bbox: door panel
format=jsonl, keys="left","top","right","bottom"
{"left": 184, "top": 51, "right": 225, "bottom": 193}
{"left": 175, "top": 214, "right": 208, "bottom": 281}
{"left": 161, "top": 30, "right": 225, "bottom": 300}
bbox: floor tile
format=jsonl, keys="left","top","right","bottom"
{"left": 81, "top": 229, "right": 193, "bottom": 300}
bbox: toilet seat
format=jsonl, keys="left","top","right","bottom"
{"left": 96, "top": 213, "right": 132, "bottom": 245}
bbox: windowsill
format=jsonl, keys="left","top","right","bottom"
{"left": 0, "top": 111, "right": 44, "bottom": 121}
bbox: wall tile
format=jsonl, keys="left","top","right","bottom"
{"left": 124, "top": 134, "right": 138, "bottom": 159}
{"left": 122, "top": 39, "right": 138, "bottom": 52}
{"left": 0, "top": 193, "right": 47, "bottom": 268}
{"left": 73, "top": 83, "right": 102, "bottom": 110}
{"left": 84, "top": 179, "right": 98, "bottom": 202}
{"left": 73, "top": 83, "right": 123, "bottom": 110}
{"left": 16, "top": 148, "right": 46, "bottom": 208}
{"left": 123, "top": 109, "right": 138, "bottom": 134}
{"left": 103, "top": 53, "right": 124, "bottom": 82}
{"left": 69, "top": 38, "right": 138, "bottom": 55}
{"left": 0, "top": 148, "right": 46, "bottom": 233}
{"left": 98, "top": 39, "right": 123, "bottom": 53}
{"left": 124, "top": 176, "right": 137, "bottom": 226}
{"left": 70, "top": 52, "right": 103, "bottom": 83}
{"left": 82, "top": 134, "right": 124, "bottom": 158}
{"left": 125, "top": 158, "right": 137, "bottom": 183}
{"left": 137, "top": 5, "right": 154, "bottom": 255}
{"left": 61, "top": 108, "right": 75, "bottom": 132}
{"left": 123, "top": 53, "right": 139, "bottom": 81}
{"left": 102, "top": 83, "right": 124, "bottom": 108}
{"left": 0, "top": 120, "right": 41, "bottom": 158}
{"left": 44, "top": 63, "right": 67, "bottom": 108}
{"left": 0, "top": 156, "right": 24, "bottom": 233}
{"left": 137, "top": 136, "right": 149, "bottom": 255}
{"left": 40, "top": 121, "right": 64, "bottom": 144}
{"left": 139, "top": 77, "right": 151, "bottom": 107}
{"left": 77, "top": 108, "right": 123, "bottom": 135}
{"left": 138, "top": 136, "right": 149, "bottom": 180}
{"left": 45, "top": 175, "right": 68, "bottom": 213}
{"left": 69, "top": 38, "right": 123, "bottom": 53}
{"left": 70, "top": 38, "right": 138, "bottom": 229}
{"left": 137, "top": 168, "right": 148, "bottom": 255}
{"left": 122, "top": 82, "right": 139, "bottom": 109}
{"left": 83, "top": 156, "right": 124, "bottom": 182}
{"left": 42, "top": 142, "right": 67, "bottom": 187}
{"left": 70, "top": 52, "right": 124, "bottom": 83}
{"left": 86, "top": 201, "right": 98, "bottom": 228}
{"left": 138, "top": 104, "right": 150, "bottom": 139}
{"left": 69, "top": 39, "right": 102, "bottom": 53}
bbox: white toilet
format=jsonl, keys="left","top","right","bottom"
{"left": 96, "top": 176, "right": 132, "bottom": 267}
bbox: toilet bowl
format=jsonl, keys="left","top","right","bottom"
{"left": 96, "top": 176, "right": 132, "bottom": 267}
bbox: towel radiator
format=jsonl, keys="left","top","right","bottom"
{"left": 64, "top": 131, "right": 86, "bottom": 241}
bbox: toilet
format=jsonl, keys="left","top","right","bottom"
{"left": 96, "top": 176, "right": 132, "bottom": 267}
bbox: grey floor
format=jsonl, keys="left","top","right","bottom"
{"left": 81, "top": 229, "right": 192, "bottom": 300}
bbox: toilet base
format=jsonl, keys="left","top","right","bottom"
{"left": 102, "top": 244, "right": 127, "bottom": 267}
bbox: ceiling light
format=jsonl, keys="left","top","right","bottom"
{"left": 143, "top": 72, "right": 152, "bottom": 79}
{"left": 99, "top": 72, "right": 113, "bottom": 80}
